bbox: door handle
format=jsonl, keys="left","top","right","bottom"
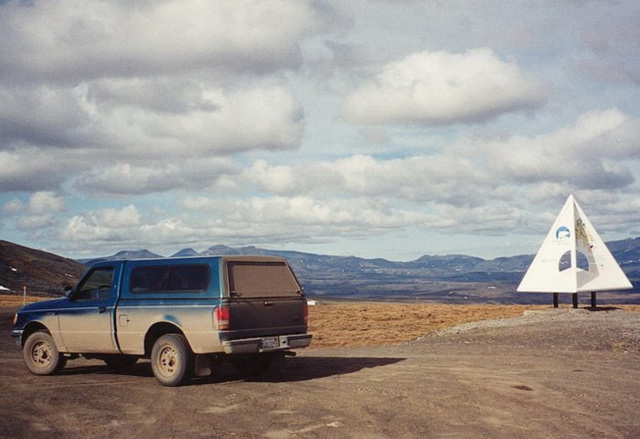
{"left": 263, "top": 301, "right": 274, "bottom": 307}
{"left": 98, "top": 306, "right": 107, "bottom": 313}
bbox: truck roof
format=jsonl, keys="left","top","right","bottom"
{"left": 87, "top": 254, "right": 289, "bottom": 268}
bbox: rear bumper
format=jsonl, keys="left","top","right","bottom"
{"left": 222, "top": 333, "right": 312, "bottom": 354}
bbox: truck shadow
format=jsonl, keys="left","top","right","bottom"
{"left": 195, "top": 356, "right": 407, "bottom": 385}
{"left": 57, "top": 356, "right": 406, "bottom": 385}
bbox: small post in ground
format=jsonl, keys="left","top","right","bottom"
{"left": 553, "top": 293, "right": 559, "bottom": 308}
{"left": 572, "top": 293, "right": 578, "bottom": 308}
{"left": 591, "top": 292, "right": 597, "bottom": 308}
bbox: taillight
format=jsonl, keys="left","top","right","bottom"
{"left": 214, "top": 305, "right": 230, "bottom": 330}
{"left": 303, "top": 300, "right": 308, "bottom": 325}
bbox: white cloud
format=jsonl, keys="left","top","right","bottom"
{"left": 576, "top": 6, "right": 640, "bottom": 85}
{"left": 9, "top": 192, "right": 66, "bottom": 231}
{"left": 84, "top": 83, "right": 305, "bottom": 155}
{"left": 58, "top": 195, "right": 427, "bottom": 254}
{"left": 247, "top": 160, "right": 298, "bottom": 194}
{"left": 2, "top": 199, "right": 24, "bottom": 215}
{"left": 59, "top": 205, "right": 211, "bottom": 251}
{"left": 0, "top": 0, "right": 328, "bottom": 83}
{"left": 231, "top": 196, "right": 421, "bottom": 230}
{"left": 0, "top": 1, "right": 315, "bottom": 193}
{"left": 179, "top": 194, "right": 432, "bottom": 248}
{"left": 60, "top": 205, "right": 141, "bottom": 242}
{"left": 74, "top": 164, "right": 186, "bottom": 195}
{"left": 28, "top": 192, "right": 65, "bottom": 215}
{"left": 483, "top": 109, "right": 640, "bottom": 188}
{"left": 0, "top": 84, "right": 304, "bottom": 192}
{"left": 73, "top": 158, "right": 240, "bottom": 195}
{"left": 341, "top": 48, "right": 548, "bottom": 126}
{"left": 331, "top": 155, "right": 492, "bottom": 205}
{"left": 0, "top": 83, "right": 304, "bottom": 153}
{"left": 245, "top": 154, "right": 493, "bottom": 206}
{"left": 0, "top": 149, "right": 72, "bottom": 191}
{"left": 0, "top": 86, "right": 89, "bottom": 147}
{"left": 17, "top": 214, "right": 57, "bottom": 231}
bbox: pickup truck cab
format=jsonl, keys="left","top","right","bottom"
{"left": 12, "top": 255, "right": 311, "bottom": 386}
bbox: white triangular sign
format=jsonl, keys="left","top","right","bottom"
{"left": 518, "top": 195, "right": 632, "bottom": 293}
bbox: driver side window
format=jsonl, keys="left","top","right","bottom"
{"left": 75, "top": 267, "right": 114, "bottom": 301}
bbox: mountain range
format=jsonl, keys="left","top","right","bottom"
{"left": 81, "top": 238, "right": 640, "bottom": 304}
{"left": 3, "top": 238, "right": 640, "bottom": 304}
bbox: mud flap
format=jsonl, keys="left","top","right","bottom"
{"left": 194, "top": 354, "right": 212, "bottom": 377}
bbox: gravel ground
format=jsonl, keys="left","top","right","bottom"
{"left": 3, "top": 306, "right": 640, "bottom": 438}
{"left": 423, "top": 307, "right": 640, "bottom": 353}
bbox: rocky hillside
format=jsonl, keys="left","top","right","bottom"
{"left": 0, "top": 240, "right": 86, "bottom": 295}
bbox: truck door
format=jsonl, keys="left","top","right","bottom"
{"left": 58, "top": 265, "right": 120, "bottom": 353}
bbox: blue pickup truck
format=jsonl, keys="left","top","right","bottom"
{"left": 12, "top": 255, "right": 312, "bottom": 386}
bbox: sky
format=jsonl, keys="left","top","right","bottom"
{"left": 1, "top": 0, "right": 640, "bottom": 261}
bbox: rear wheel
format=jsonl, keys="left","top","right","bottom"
{"left": 150, "top": 334, "right": 191, "bottom": 387}
{"left": 23, "top": 331, "right": 67, "bottom": 375}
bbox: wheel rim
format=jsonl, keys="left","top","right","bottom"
{"left": 31, "top": 341, "right": 53, "bottom": 367}
{"left": 157, "top": 345, "right": 178, "bottom": 377}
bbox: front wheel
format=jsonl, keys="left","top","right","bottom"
{"left": 150, "top": 334, "right": 191, "bottom": 387}
{"left": 23, "top": 331, "right": 67, "bottom": 375}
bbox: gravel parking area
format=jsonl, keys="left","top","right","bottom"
{"left": 427, "top": 307, "right": 640, "bottom": 353}
{"left": 2, "top": 306, "right": 640, "bottom": 438}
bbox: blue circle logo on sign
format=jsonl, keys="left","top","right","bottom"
{"left": 556, "top": 226, "right": 570, "bottom": 240}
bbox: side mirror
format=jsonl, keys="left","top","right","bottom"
{"left": 64, "top": 286, "right": 74, "bottom": 298}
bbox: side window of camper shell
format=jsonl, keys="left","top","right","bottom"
{"left": 129, "top": 264, "right": 210, "bottom": 293}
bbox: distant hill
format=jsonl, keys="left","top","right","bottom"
{"left": 78, "top": 249, "right": 163, "bottom": 266}
{"left": 170, "top": 248, "right": 199, "bottom": 257}
{"left": 0, "top": 240, "right": 86, "bottom": 295}
{"left": 2, "top": 237, "right": 640, "bottom": 304}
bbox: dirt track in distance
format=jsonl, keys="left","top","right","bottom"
{"left": 2, "top": 300, "right": 640, "bottom": 438}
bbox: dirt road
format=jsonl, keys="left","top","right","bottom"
{"left": 2, "top": 306, "right": 640, "bottom": 439}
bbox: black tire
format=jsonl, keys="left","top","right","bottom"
{"left": 150, "top": 334, "right": 191, "bottom": 387}
{"left": 23, "top": 331, "right": 67, "bottom": 375}
{"left": 102, "top": 355, "right": 138, "bottom": 371}
{"left": 232, "top": 353, "right": 273, "bottom": 377}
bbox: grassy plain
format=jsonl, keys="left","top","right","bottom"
{"left": 0, "top": 294, "right": 44, "bottom": 307}
{"left": 307, "top": 301, "right": 544, "bottom": 348}
{"left": 307, "top": 301, "right": 640, "bottom": 348}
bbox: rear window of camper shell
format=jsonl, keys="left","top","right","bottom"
{"left": 227, "top": 260, "right": 301, "bottom": 297}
